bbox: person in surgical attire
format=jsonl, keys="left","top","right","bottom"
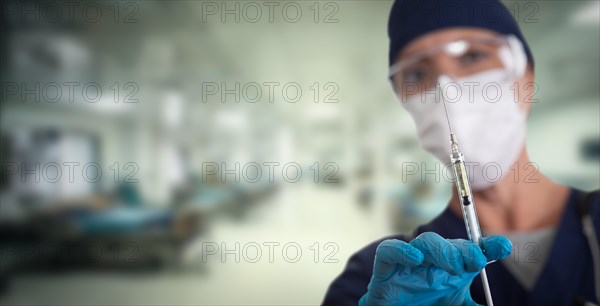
{"left": 323, "top": 1, "right": 600, "bottom": 305}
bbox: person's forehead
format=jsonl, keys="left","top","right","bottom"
{"left": 398, "top": 28, "right": 501, "bottom": 62}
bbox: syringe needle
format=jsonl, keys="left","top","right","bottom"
{"left": 437, "top": 83, "right": 454, "bottom": 135}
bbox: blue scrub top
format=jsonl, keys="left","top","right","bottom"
{"left": 322, "top": 188, "right": 600, "bottom": 306}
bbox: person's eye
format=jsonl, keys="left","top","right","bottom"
{"left": 460, "top": 50, "right": 488, "bottom": 65}
{"left": 402, "top": 67, "right": 427, "bottom": 84}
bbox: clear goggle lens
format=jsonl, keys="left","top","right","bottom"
{"left": 389, "top": 35, "right": 525, "bottom": 100}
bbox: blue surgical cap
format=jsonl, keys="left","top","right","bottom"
{"left": 388, "top": 0, "right": 534, "bottom": 68}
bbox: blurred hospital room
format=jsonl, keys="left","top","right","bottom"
{"left": 0, "top": 0, "right": 598, "bottom": 305}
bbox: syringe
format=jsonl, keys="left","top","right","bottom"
{"left": 440, "top": 85, "right": 495, "bottom": 306}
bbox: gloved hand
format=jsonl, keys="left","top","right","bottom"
{"left": 359, "top": 232, "right": 512, "bottom": 306}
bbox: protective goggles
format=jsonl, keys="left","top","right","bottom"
{"left": 389, "top": 35, "right": 527, "bottom": 99}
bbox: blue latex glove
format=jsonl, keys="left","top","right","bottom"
{"left": 359, "top": 232, "right": 512, "bottom": 306}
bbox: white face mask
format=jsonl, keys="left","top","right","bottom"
{"left": 401, "top": 70, "right": 527, "bottom": 190}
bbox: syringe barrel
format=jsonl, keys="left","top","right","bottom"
{"left": 450, "top": 152, "right": 483, "bottom": 244}
{"left": 450, "top": 152, "right": 472, "bottom": 198}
